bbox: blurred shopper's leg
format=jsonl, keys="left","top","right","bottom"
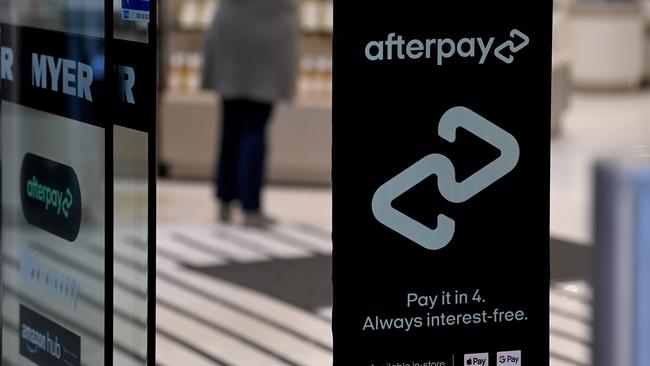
{"left": 216, "top": 99, "right": 244, "bottom": 221}
{"left": 236, "top": 100, "right": 274, "bottom": 226}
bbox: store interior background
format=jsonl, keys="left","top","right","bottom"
{"left": 0, "top": 0, "right": 643, "bottom": 364}
{"left": 154, "top": 0, "right": 650, "bottom": 365}
{"left": 1, "top": 0, "right": 646, "bottom": 364}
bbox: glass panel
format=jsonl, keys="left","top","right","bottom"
{"left": 113, "top": 126, "right": 149, "bottom": 364}
{"left": 0, "top": 0, "right": 104, "bottom": 38}
{"left": 1, "top": 102, "right": 106, "bottom": 365}
{"left": 1, "top": 1, "right": 108, "bottom": 365}
{"left": 111, "top": 0, "right": 153, "bottom": 363}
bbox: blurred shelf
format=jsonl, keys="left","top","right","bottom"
{"left": 170, "top": 25, "right": 333, "bottom": 37}
{"left": 163, "top": 89, "right": 331, "bottom": 108}
{"left": 171, "top": 26, "right": 207, "bottom": 33}
{"left": 160, "top": 89, "right": 332, "bottom": 184}
{"left": 302, "top": 29, "right": 333, "bottom": 37}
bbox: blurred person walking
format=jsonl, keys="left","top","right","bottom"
{"left": 202, "top": 0, "right": 300, "bottom": 228}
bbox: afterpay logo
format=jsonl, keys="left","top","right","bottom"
{"left": 21, "top": 153, "right": 82, "bottom": 242}
{"left": 372, "top": 107, "right": 520, "bottom": 251}
{"left": 26, "top": 176, "right": 74, "bottom": 218}
{"left": 365, "top": 29, "right": 529, "bottom": 65}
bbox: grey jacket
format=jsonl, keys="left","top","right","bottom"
{"left": 202, "top": 0, "right": 301, "bottom": 102}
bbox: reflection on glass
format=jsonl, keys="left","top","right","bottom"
{"left": 0, "top": 0, "right": 104, "bottom": 37}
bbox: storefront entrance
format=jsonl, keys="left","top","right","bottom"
{"left": 0, "top": 0, "right": 156, "bottom": 364}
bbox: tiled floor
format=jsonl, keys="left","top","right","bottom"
{"left": 153, "top": 90, "right": 650, "bottom": 366}
{"left": 155, "top": 184, "right": 594, "bottom": 366}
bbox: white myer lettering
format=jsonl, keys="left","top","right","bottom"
{"left": 32, "top": 53, "right": 47, "bottom": 88}
{"left": 1, "top": 46, "right": 14, "bottom": 81}
{"left": 365, "top": 29, "right": 528, "bottom": 66}
{"left": 31, "top": 53, "right": 94, "bottom": 102}
{"left": 47, "top": 56, "right": 62, "bottom": 92}
{"left": 118, "top": 65, "right": 136, "bottom": 104}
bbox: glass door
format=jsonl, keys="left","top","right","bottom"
{"left": 0, "top": 0, "right": 156, "bottom": 364}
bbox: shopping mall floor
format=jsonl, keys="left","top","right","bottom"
{"left": 154, "top": 90, "right": 650, "bottom": 366}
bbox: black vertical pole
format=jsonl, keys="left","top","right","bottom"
{"left": 0, "top": 24, "right": 3, "bottom": 360}
{"left": 104, "top": 0, "right": 115, "bottom": 364}
{"left": 147, "top": 0, "right": 158, "bottom": 364}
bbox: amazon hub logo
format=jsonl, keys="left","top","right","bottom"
{"left": 364, "top": 29, "right": 529, "bottom": 65}
{"left": 372, "top": 107, "right": 520, "bottom": 251}
{"left": 21, "top": 153, "right": 82, "bottom": 242}
{"left": 20, "top": 305, "right": 81, "bottom": 366}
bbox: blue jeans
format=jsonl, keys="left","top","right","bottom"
{"left": 216, "top": 99, "right": 273, "bottom": 211}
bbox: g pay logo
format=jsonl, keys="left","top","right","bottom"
{"left": 372, "top": 106, "right": 520, "bottom": 251}
{"left": 464, "top": 352, "right": 489, "bottom": 366}
{"left": 497, "top": 351, "right": 521, "bottom": 365}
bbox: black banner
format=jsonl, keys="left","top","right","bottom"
{"left": 0, "top": 24, "right": 152, "bottom": 131}
{"left": 332, "top": 2, "right": 551, "bottom": 365}
{"left": 19, "top": 305, "right": 81, "bottom": 366}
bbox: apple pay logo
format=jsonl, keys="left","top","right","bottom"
{"left": 372, "top": 106, "right": 520, "bottom": 251}
{"left": 464, "top": 352, "right": 489, "bottom": 366}
{"left": 497, "top": 350, "right": 521, "bottom": 365}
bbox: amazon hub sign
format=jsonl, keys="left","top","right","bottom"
{"left": 333, "top": 2, "right": 551, "bottom": 366}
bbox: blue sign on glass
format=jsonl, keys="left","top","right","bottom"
{"left": 122, "top": 0, "right": 150, "bottom": 22}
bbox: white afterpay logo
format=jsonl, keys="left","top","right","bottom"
{"left": 365, "top": 29, "right": 529, "bottom": 65}
{"left": 371, "top": 106, "right": 520, "bottom": 251}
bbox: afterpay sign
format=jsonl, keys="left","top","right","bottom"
{"left": 333, "top": 1, "right": 551, "bottom": 365}
{"left": 21, "top": 153, "right": 82, "bottom": 242}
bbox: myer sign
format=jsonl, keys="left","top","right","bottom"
{"left": 30, "top": 52, "right": 137, "bottom": 104}
{"left": 31, "top": 53, "right": 95, "bottom": 102}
